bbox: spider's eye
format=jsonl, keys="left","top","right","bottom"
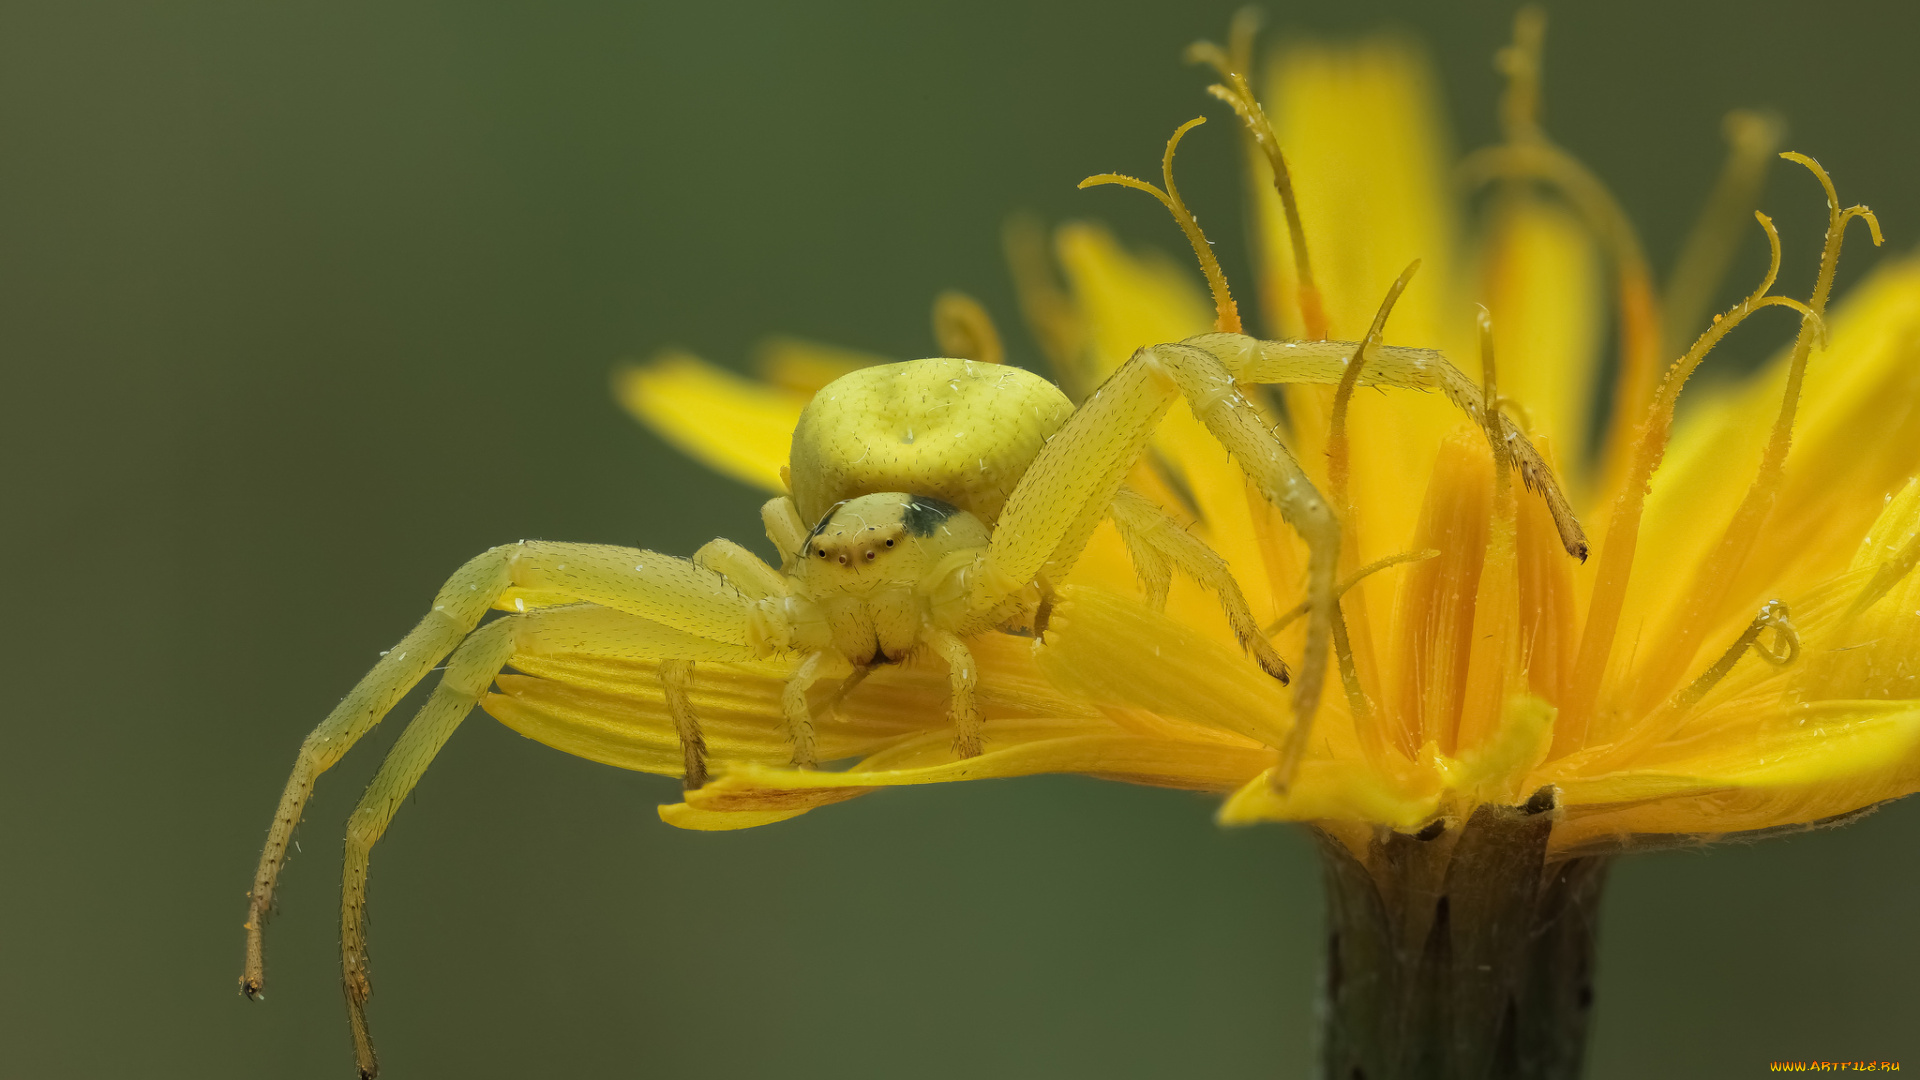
{"left": 885, "top": 538, "right": 895, "bottom": 547}
{"left": 815, "top": 548, "right": 827, "bottom": 558}
{"left": 837, "top": 554, "right": 850, "bottom": 566}
{"left": 864, "top": 549, "right": 877, "bottom": 561}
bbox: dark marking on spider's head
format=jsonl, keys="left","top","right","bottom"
{"left": 902, "top": 495, "right": 959, "bottom": 537}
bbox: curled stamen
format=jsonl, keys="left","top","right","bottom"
{"left": 1493, "top": 395, "right": 1536, "bottom": 433}
{"left": 1566, "top": 212, "right": 1829, "bottom": 734}
{"left": 1080, "top": 117, "right": 1241, "bottom": 333}
{"left": 1838, "top": 205, "right": 1885, "bottom": 246}
{"left": 1750, "top": 210, "right": 1785, "bottom": 300}
{"left": 1623, "top": 161, "right": 1870, "bottom": 712}
{"left": 1672, "top": 601, "right": 1798, "bottom": 708}
{"left": 1780, "top": 152, "right": 1886, "bottom": 312}
{"left": 1187, "top": 17, "right": 1328, "bottom": 339}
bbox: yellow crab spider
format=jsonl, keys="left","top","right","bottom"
{"left": 241, "top": 117, "right": 1587, "bottom": 1079}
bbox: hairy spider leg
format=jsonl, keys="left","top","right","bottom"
{"left": 760, "top": 497, "right": 811, "bottom": 573}
{"left": 966, "top": 341, "right": 1339, "bottom": 779}
{"left": 659, "top": 660, "right": 705, "bottom": 788}
{"left": 693, "top": 537, "right": 787, "bottom": 599}
{"left": 339, "top": 616, "right": 511, "bottom": 1078}
{"left": 331, "top": 601, "right": 756, "bottom": 1078}
{"left": 1107, "top": 485, "right": 1290, "bottom": 682}
{"left": 925, "top": 627, "right": 983, "bottom": 757}
{"left": 781, "top": 649, "right": 857, "bottom": 768}
{"left": 1184, "top": 332, "right": 1588, "bottom": 560}
{"left": 244, "top": 541, "right": 765, "bottom": 1006}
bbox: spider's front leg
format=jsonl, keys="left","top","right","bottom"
{"left": 779, "top": 649, "right": 857, "bottom": 769}
{"left": 1186, "top": 331, "right": 1588, "bottom": 559}
{"left": 964, "top": 343, "right": 1340, "bottom": 780}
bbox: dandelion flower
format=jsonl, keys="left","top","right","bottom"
{"left": 489, "top": 10, "right": 1920, "bottom": 1073}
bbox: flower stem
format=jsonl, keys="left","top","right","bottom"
{"left": 1313, "top": 789, "right": 1608, "bottom": 1079}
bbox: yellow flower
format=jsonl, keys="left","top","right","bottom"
{"left": 489, "top": 12, "right": 1920, "bottom": 855}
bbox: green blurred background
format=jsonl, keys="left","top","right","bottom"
{"left": 4, "top": 1, "right": 1916, "bottom": 1076}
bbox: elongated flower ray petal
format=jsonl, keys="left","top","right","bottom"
{"left": 1606, "top": 258, "right": 1920, "bottom": 725}
{"left": 1547, "top": 701, "right": 1920, "bottom": 850}
{"left": 1473, "top": 193, "right": 1605, "bottom": 468}
{"left": 657, "top": 720, "right": 1275, "bottom": 831}
{"left": 1217, "top": 762, "right": 1439, "bottom": 829}
{"left": 1034, "top": 585, "right": 1293, "bottom": 749}
{"left": 1258, "top": 37, "right": 1471, "bottom": 599}
{"left": 752, "top": 336, "right": 890, "bottom": 393}
{"left": 613, "top": 351, "right": 809, "bottom": 493}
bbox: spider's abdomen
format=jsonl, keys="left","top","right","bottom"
{"left": 789, "top": 358, "right": 1073, "bottom": 527}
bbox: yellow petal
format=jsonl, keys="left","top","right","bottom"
{"left": 1258, "top": 37, "right": 1472, "bottom": 585}
{"left": 1054, "top": 222, "right": 1214, "bottom": 381}
{"left": 482, "top": 672, "right": 829, "bottom": 777}
{"left": 612, "top": 350, "right": 808, "bottom": 493}
{"left": 1386, "top": 428, "right": 1490, "bottom": 755}
{"left": 1545, "top": 700, "right": 1920, "bottom": 848}
{"left": 1217, "top": 762, "right": 1439, "bottom": 829}
{"left": 1791, "top": 477, "right": 1920, "bottom": 702}
{"left": 1035, "top": 585, "right": 1291, "bottom": 750}
{"left": 660, "top": 717, "right": 1271, "bottom": 828}
{"left": 1473, "top": 193, "right": 1605, "bottom": 470}
{"left": 483, "top": 627, "right": 1108, "bottom": 786}
{"left": 1616, "top": 256, "right": 1920, "bottom": 704}
{"left": 657, "top": 804, "right": 821, "bottom": 831}
{"left": 1445, "top": 695, "right": 1555, "bottom": 806}
{"left": 752, "top": 335, "right": 889, "bottom": 393}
